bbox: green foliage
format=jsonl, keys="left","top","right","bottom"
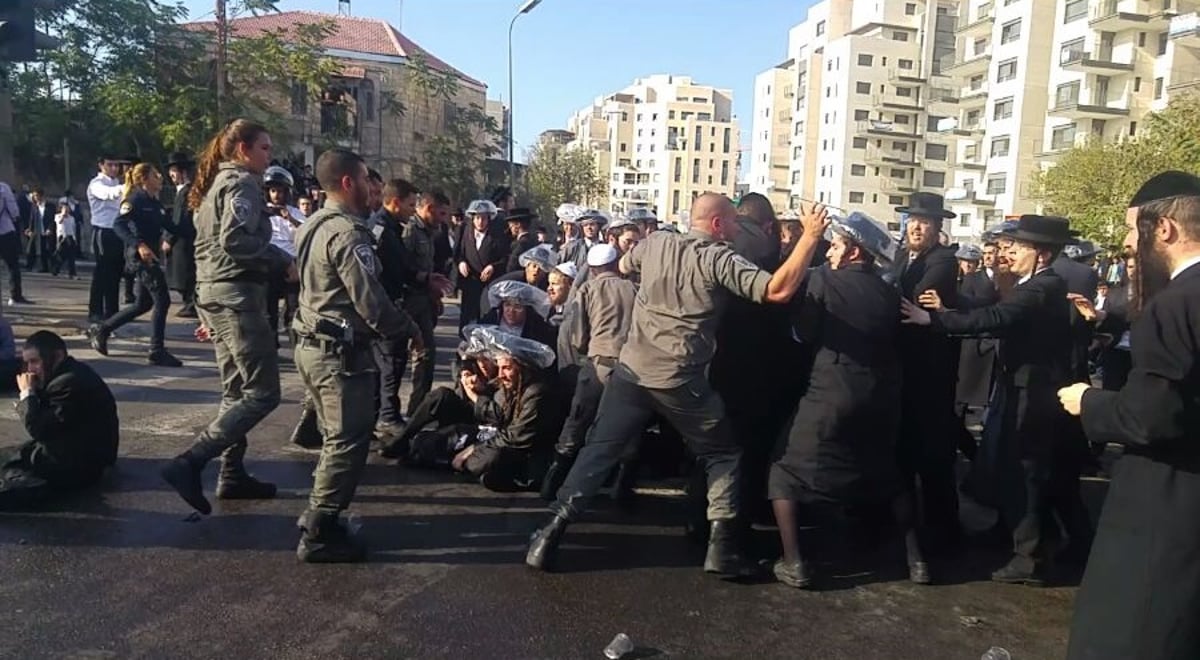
{"left": 1036, "top": 94, "right": 1200, "bottom": 246}
{"left": 522, "top": 141, "right": 607, "bottom": 222}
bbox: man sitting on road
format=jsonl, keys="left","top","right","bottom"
{"left": 0, "top": 331, "right": 119, "bottom": 510}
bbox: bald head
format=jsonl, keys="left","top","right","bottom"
{"left": 690, "top": 193, "right": 739, "bottom": 240}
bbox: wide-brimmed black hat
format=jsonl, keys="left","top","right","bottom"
{"left": 165, "top": 151, "right": 195, "bottom": 169}
{"left": 895, "top": 192, "right": 956, "bottom": 220}
{"left": 1129, "top": 171, "right": 1200, "bottom": 207}
{"left": 1002, "top": 215, "right": 1079, "bottom": 246}
{"left": 505, "top": 207, "right": 537, "bottom": 224}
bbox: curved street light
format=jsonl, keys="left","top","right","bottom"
{"left": 508, "top": 0, "right": 544, "bottom": 187}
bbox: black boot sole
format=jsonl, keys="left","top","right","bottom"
{"left": 161, "top": 460, "right": 212, "bottom": 515}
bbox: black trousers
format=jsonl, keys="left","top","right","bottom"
{"left": 25, "top": 233, "right": 53, "bottom": 272}
{"left": 1011, "top": 448, "right": 1093, "bottom": 572}
{"left": 88, "top": 228, "right": 124, "bottom": 320}
{"left": 100, "top": 265, "right": 171, "bottom": 351}
{"left": 0, "top": 231, "right": 23, "bottom": 299}
{"left": 554, "top": 359, "right": 608, "bottom": 458}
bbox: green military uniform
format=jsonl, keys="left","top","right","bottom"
{"left": 400, "top": 215, "right": 440, "bottom": 415}
{"left": 292, "top": 200, "right": 418, "bottom": 562}
{"left": 161, "top": 162, "right": 292, "bottom": 515}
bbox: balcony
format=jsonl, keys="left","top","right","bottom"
{"left": 866, "top": 145, "right": 920, "bottom": 167}
{"left": 872, "top": 92, "right": 924, "bottom": 112}
{"left": 888, "top": 68, "right": 928, "bottom": 84}
{"left": 957, "top": 149, "right": 987, "bottom": 171}
{"left": 1168, "top": 78, "right": 1200, "bottom": 93}
{"left": 956, "top": 2, "right": 994, "bottom": 37}
{"left": 959, "top": 85, "right": 989, "bottom": 107}
{"left": 946, "top": 188, "right": 997, "bottom": 206}
{"left": 1089, "top": 0, "right": 1162, "bottom": 32}
{"left": 1049, "top": 97, "right": 1132, "bottom": 119}
{"left": 927, "top": 85, "right": 960, "bottom": 108}
{"left": 1059, "top": 49, "right": 1135, "bottom": 73}
{"left": 856, "top": 119, "right": 922, "bottom": 141}
{"left": 943, "top": 50, "right": 993, "bottom": 78}
{"left": 1170, "top": 12, "right": 1200, "bottom": 47}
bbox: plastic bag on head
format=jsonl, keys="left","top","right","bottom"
{"left": 466, "top": 199, "right": 499, "bottom": 216}
{"left": 823, "top": 211, "right": 898, "bottom": 265}
{"left": 517, "top": 244, "right": 558, "bottom": 271}
{"left": 486, "top": 280, "right": 552, "bottom": 319}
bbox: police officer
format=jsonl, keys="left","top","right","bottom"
{"left": 88, "top": 163, "right": 182, "bottom": 367}
{"left": 527, "top": 193, "right": 830, "bottom": 576}
{"left": 401, "top": 190, "right": 452, "bottom": 416}
{"left": 161, "top": 119, "right": 293, "bottom": 515}
{"left": 292, "top": 148, "right": 422, "bottom": 563}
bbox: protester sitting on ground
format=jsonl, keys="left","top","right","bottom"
{"left": 477, "top": 279, "right": 558, "bottom": 349}
{"left": 0, "top": 331, "right": 119, "bottom": 510}
{"left": 494, "top": 244, "right": 557, "bottom": 290}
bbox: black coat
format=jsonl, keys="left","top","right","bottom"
{"left": 770, "top": 263, "right": 902, "bottom": 503}
{"left": 1067, "top": 263, "right": 1200, "bottom": 660}
{"left": 1097, "top": 284, "right": 1132, "bottom": 390}
{"left": 113, "top": 189, "right": 170, "bottom": 273}
{"left": 955, "top": 270, "right": 1000, "bottom": 407}
{"left": 1054, "top": 255, "right": 1100, "bottom": 382}
{"left": 506, "top": 232, "right": 540, "bottom": 273}
{"left": 892, "top": 245, "right": 962, "bottom": 463}
{"left": 164, "top": 182, "right": 197, "bottom": 293}
{"left": 15, "top": 356, "right": 119, "bottom": 487}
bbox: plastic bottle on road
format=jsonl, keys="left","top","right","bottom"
{"left": 604, "top": 633, "right": 635, "bottom": 659}
{"left": 981, "top": 647, "right": 1011, "bottom": 660}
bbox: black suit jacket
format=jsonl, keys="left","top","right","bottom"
{"left": 456, "top": 228, "right": 508, "bottom": 277}
{"left": 957, "top": 270, "right": 999, "bottom": 311}
{"left": 1068, "top": 262, "right": 1200, "bottom": 660}
{"left": 1053, "top": 256, "right": 1100, "bottom": 381}
{"left": 893, "top": 245, "right": 961, "bottom": 408}
{"left": 16, "top": 356, "right": 119, "bottom": 487}
{"left": 506, "top": 232, "right": 540, "bottom": 273}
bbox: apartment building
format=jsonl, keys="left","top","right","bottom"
{"left": 751, "top": 0, "right": 1200, "bottom": 240}
{"left": 749, "top": 66, "right": 797, "bottom": 211}
{"left": 565, "top": 75, "right": 740, "bottom": 221}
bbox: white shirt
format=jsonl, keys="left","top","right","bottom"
{"left": 1170, "top": 255, "right": 1200, "bottom": 280}
{"left": 87, "top": 174, "right": 123, "bottom": 229}
{"left": 1017, "top": 266, "right": 1049, "bottom": 286}
{"left": 269, "top": 214, "right": 298, "bottom": 257}
{"left": 55, "top": 211, "right": 76, "bottom": 241}
{"left": 474, "top": 231, "right": 486, "bottom": 249}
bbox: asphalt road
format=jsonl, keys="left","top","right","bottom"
{"left": 0, "top": 269, "right": 1085, "bottom": 659}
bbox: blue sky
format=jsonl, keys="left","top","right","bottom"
{"left": 182, "top": 0, "right": 813, "bottom": 169}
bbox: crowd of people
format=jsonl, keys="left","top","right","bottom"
{"left": 0, "top": 116, "right": 1197, "bottom": 659}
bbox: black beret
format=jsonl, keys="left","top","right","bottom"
{"left": 1130, "top": 171, "right": 1200, "bottom": 207}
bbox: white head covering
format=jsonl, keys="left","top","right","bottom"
{"left": 554, "top": 262, "right": 578, "bottom": 279}
{"left": 556, "top": 203, "right": 582, "bottom": 224}
{"left": 517, "top": 244, "right": 558, "bottom": 271}
{"left": 466, "top": 199, "right": 499, "bottom": 216}
{"left": 587, "top": 244, "right": 619, "bottom": 267}
{"left": 486, "top": 280, "right": 552, "bottom": 318}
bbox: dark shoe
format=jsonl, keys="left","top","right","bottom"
{"left": 216, "top": 454, "right": 278, "bottom": 500}
{"left": 704, "top": 520, "right": 757, "bottom": 578}
{"left": 378, "top": 436, "right": 410, "bottom": 459}
{"left": 161, "top": 456, "right": 212, "bottom": 515}
{"left": 525, "top": 515, "right": 569, "bottom": 571}
{"left": 148, "top": 349, "right": 183, "bottom": 367}
{"left": 8, "top": 296, "right": 32, "bottom": 305}
{"left": 909, "top": 561, "right": 932, "bottom": 585}
{"left": 990, "top": 561, "right": 1046, "bottom": 587}
{"left": 539, "top": 452, "right": 574, "bottom": 502}
{"left": 296, "top": 510, "right": 367, "bottom": 563}
{"left": 87, "top": 324, "right": 109, "bottom": 356}
{"left": 773, "top": 559, "right": 814, "bottom": 589}
{"left": 289, "top": 405, "right": 323, "bottom": 450}
{"left": 479, "top": 470, "right": 524, "bottom": 493}
{"left": 176, "top": 305, "right": 198, "bottom": 319}
{"left": 374, "top": 420, "right": 407, "bottom": 443}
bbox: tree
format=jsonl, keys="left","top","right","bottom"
{"left": 1035, "top": 94, "right": 1200, "bottom": 246}
{"left": 523, "top": 141, "right": 607, "bottom": 223}
{"left": 406, "top": 53, "right": 502, "bottom": 205}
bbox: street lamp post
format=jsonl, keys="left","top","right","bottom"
{"left": 508, "top": 0, "right": 543, "bottom": 188}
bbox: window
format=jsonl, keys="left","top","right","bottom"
{"left": 991, "top": 136, "right": 1010, "bottom": 157}
{"left": 1130, "top": 121, "right": 1138, "bottom": 136}
{"left": 855, "top": 109, "right": 870, "bottom": 121}
{"left": 620, "top": 143, "right": 627, "bottom": 152}
{"left": 899, "top": 59, "right": 914, "bottom": 70}
{"left": 927, "top": 115, "right": 945, "bottom": 132}
{"left": 1134, "top": 77, "right": 1142, "bottom": 92}
{"left": 895, "top": 115, "right": 911, "bottom": 126}
{"left": 1001, "top": 20, "right": 1021, "bottom": 45}
{"left": 637, "top": 113, "right": 643, "bottom": 122}
{"left": 672, "top": 190, "right": 680, "bottom": 213}
{"left": 1158, "top": 32, "right": 1169, "bottom": 56}
{"left": 1139, "top": 32, "right": 1147, "bottom": 47}
{"left": 993, "top": 97, "right": 1014, "bottom": 120}
{"left": 888, "top": 195, "right": 904, "bottom": 206}
{"left": 966, "top": 109, "right": 981, "bottom": 127}
{"left": 692, "top": 159, "right": 700, "bottom": 183}
{"left": 1064, "top": 0, "right": 1087, "bottom": 22}
{"left": 1056, "top": 81, "right": 1081, "bottom": 107}
{"left": 723, "top": 128, "right": 731, "bottom": 153}
{"left": 707, "top": 175, "right": 713, "bottom": 185}
{"left": 791, "top": 171, "right": 802, "bottom": 185}
{"left": 969, "top": 74, "right": 984, "bottom": 91}
{"left": 958, "top": 212, "right": 972, "bottom": 229}
{"left": 925, "top": 143, "right": 948, "bottom": 160}
{"left": 893, "top": 141, "right": 909, "bottom": 151}
{"left": 905, "top": 3, "right": 917, "bottom": 15}
{"left": 851, "top": 164, "right": 867, "bottom": 176}
{"left": 1155, "top": 77, "right": 1164, "bottom": 100}
{"left": 856, "top": 81, "right": 871, "bottom": 95}
{"left": 890, "top": 168, "right": 907, "bottom": 179}
{"left": 816, "top": 20, "right": 826, "bottom": 36}
{"left": 896, "top": 86, "right": 913, "bottom": 97}
{"left": 694, "top": 126, "right": 702, "bottom": 150}
{"left": 858, "top": 54, "right": 874, "bottom": 66}
{"left": 923, "top": 171, "right": 946, "bottom": 188}
{"left": 997, "top": 58, "right": 1017, "bottom": 83}
{"left": 669, "top": 110, "right": 675, "bottom": 119}
{"left": 1060, "top": 38, "right": 1085, "bottom": 64}
{"left": 793, "top": 146, "right": 802, "bottom": 159}
{"left": 1051, "top": 123, "right": 1077, "bottom": 150}
{"left": 849, "top": 192, "right": 865, "bottom": 203}
{"left": 893, "top": 31, "right": 909, "bottom": 42}
{"left": 853, "top": 137, "right": 868, "bottom": 149}
{"left": 720, "top": 161, "right": 729, "bottom": 186}
{"left": 986, "top": 174, "right": 1007, "bottom": 195}
{"left": 652, "top": 113, "right": 658, "bottom": 121}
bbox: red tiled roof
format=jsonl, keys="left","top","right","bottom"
{"left": 183, "top": 10, "right": 485, "bottom": 88}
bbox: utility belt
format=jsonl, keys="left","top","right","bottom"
{"left": 210, "top": 272, "right": 268, "bottom": 285}
{"left": 591, "top": 355, "right": 619, "bottom": 369}
{"left": 298, "top": 317, "right": 366, "bottom": 371}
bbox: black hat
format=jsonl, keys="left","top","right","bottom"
{"left": 505, "top": 207, "right": 537, "bottom": 224}
{"left": 165, "top": 151, "right": 195, "bottom": 170}
{"left": 895, "top": 192, "right": 956, "bottom": 220}
{"left": 119, "top": 154, "right": 138, "bottom": 165}
{"left": 1129, "top": 171, "right": 1200, "bottom": 207}
{"left": 1002, "top": 215, "right": 1079, "bottom": 247}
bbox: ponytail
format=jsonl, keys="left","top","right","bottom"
{"left": 188, "top": 118, "right": 269, "bottom": 211}
{"left": 122, "top": 163, "right": 159, "bottom": 203}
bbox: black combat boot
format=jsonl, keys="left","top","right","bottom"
{"left": 289, "top": 399, "right": 323, "bottom": 450}
{"left": 296, "top": 510, "right": 367, "bottom": 563}
{"left": 215, "top": 441, "right": 277, "bottom": 500}
{"left": 703, "top": 520, "right": 757, "bottom": 578}
{"left": 538, "top": 452, "right": 574, "bottom": 502}
{"left": 525, "top": 515, "right": 569, "bottom": 571}
{"left": 160, "top": 437, "right": 223, "bottom": 515}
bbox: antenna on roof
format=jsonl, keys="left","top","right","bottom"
{"left": 338, "top": 0, "right": 350, "bottom": 16}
